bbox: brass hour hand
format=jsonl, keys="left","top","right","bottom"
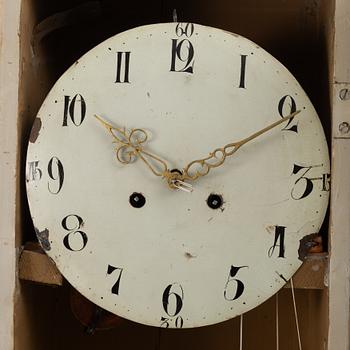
{"left": 94, "top": 115, "right": 193, "bottom": 192}
{"left": 181, "top": 111, "right": 301, "bottom": 181}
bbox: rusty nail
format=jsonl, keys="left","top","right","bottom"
{"left": 339, "top": 122, "right": 350, "bottom": 135}
{"left": 339, "top": 89, "right": 350, "bottom": 101}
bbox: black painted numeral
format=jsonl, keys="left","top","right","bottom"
{"left": 170, "top": 39, "right": 194, "bottom": 73}
{"left": 27, "top": 161, "right": 42, "bottom": 181}
{"left": 291, "top": 164, "right": 323, "bottom": 200}
{"left": 61, "top": 214, "right": 88, "bottom": 251}
{"left": 322, "top": 173, "right": 331, "bottom": 191}
{"left": 115, "top": 51, "right": 131, "bottom": 83}
{"left": 175, "top": 23, "right": 194, "bottom": 37}
{"left": 162, "top": 283, "right": 184, "bottom": 317}
{"left": 63, "top": 94, "right": 86, "bottom": 127}
{"left": 170, "top": 23, "right": 195, "bottom": 74}
{"left": 268, "top": 226, "right": 286, "bottom": 258}
{"left": 107, "top": 265, "right": 123, "bottom": 295}
{"left": 279, "top": 95, "right": 298, "bottom": 133}
{"left": 161, "top": 316, "right": 184, "bottom": 329}
{"left": 238, "top": 55, "right": 248, "bottom": 88}
{"left": 224, "top": 265, "right": 248, "bottom": 301}
{"left": 28, "top": 157, "right": 64, "bottom": 194}
{"left": 48, "top": 157, "right": 64, "bottom": 194}
{"left": 160, "top": 283, "right": 184, "bottom": 328}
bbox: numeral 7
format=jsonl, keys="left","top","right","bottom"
{"left": 107, "top": 265, "right": 124, "bottom": 295}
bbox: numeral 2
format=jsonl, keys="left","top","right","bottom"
{"left": 279, "top": 95, "right": 298, "bottom": 133}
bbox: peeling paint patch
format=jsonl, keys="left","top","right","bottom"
{"left": 298, "top": 233, "right": 318, "bottom": 261}
{"left": 35, "top": 228, "right": 51, "bottom": 251}
{"left": 265, "top": 225, "right": 275, "bottom": 234}
{"left": 29, "top": 118, "right": 42, "bottom": 143}
{"left": 185, "top": 252, "right": 197, "bottom": 260}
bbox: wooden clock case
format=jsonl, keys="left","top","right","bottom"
{"left": 1, "top": 0, "right": 349, "bottom": 349}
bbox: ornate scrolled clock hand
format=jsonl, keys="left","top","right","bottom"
{"left": 95, "top": 112, "right": 300, "bottom": 190}
{"left": 94, "top": 115, "right": 193, "bottom": 192}
{"left": 181, "top": 111, "right": 301, "bottom": 181}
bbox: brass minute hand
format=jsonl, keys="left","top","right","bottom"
{"left": 94, "top": 115, "right": 193, "bottom": 192}
{"left": 181, "top": 111, "right": 301, "bottom": 181}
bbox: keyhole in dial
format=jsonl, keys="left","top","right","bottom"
{"left": 129, "top": 192, "right": 146, "bottom": 208}
{"left": 207, "top": 194, "right": 223, "bottom": 210}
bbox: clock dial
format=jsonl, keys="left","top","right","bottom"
{"left": 26, "top": 23, "right": 330, "bottom": 328}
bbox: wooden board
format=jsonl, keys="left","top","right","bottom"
{"left": 18, "top": 244, "right": 63, "bottom": 286}
{"left": 0, "top": 0, "right": 21, "bottom": 349}
{"left": 328, "top": 0, "right": 350, "bottom": 349}
{"left": 18, "top": 243, "right": 327, "bottom": 289}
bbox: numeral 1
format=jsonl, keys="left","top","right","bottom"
{"left": 107, "top": 265, "right": 123, "bottom": 295}
{"left": 238, "top": 55, "right": 247, "bottom": 88}
{"left": 268, "top": 226, "right": 286, "bottom": 258}
{"left": 115, "top": 51, "right": 131, "bottom": 83}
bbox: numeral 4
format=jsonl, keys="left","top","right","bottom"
{"left": 268, "top": 226, "right": 286, "bottom": 258}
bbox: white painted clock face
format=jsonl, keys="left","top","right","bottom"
{"left": 26, "top": 23, "right": 330, "bottom": 328}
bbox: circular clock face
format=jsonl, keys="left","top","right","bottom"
{"left": 26, "top": 23, "right": 330, "bottom": 328}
